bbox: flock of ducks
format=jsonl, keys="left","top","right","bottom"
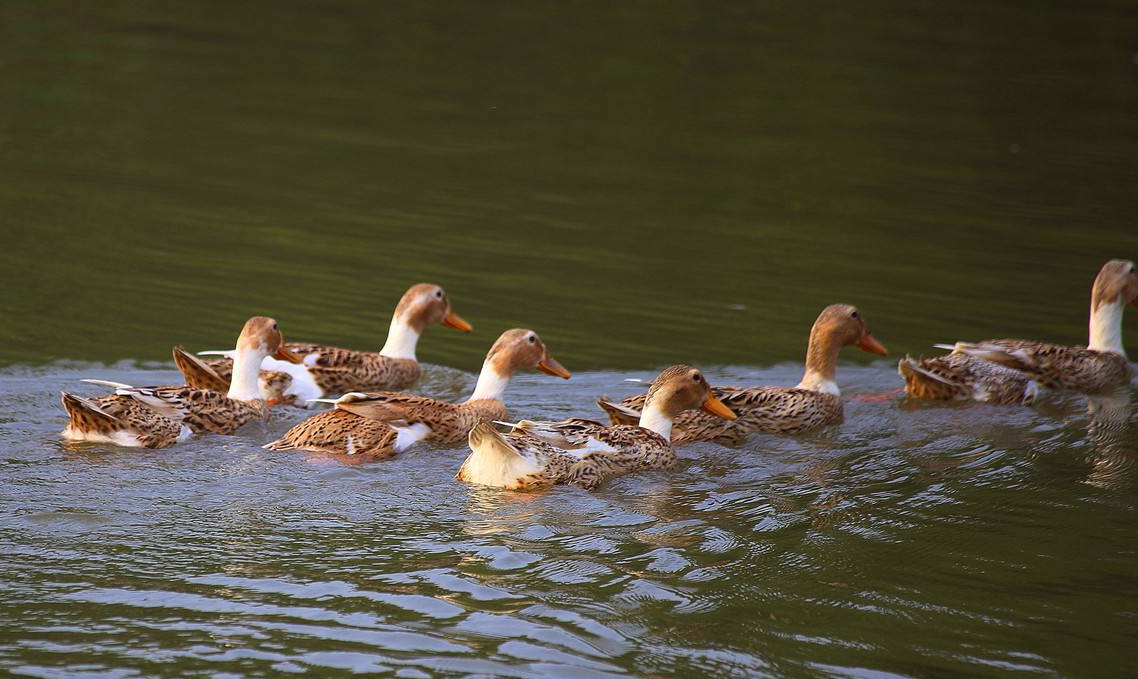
{"left": 61, "top": 261, "right": 1138, "bottom": 491}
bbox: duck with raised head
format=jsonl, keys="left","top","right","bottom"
{"left": 458, "top": 365, "right": 737, "bottom": 490}
{"left": 188, "top": 283, "right": 472, "bottom": 405}
{"left": 899, "top": 259, "right": 1138, "bottom": 403}
{"left": 596, "top": 305, "right": 886, "bottom": 444}
{"left": 263, "top": 329, "right": 570, "bottom": 459}
{"left": 61, "top": 317, "right": 302, "bottom": 448}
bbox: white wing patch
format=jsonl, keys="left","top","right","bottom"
{"left": 391, "top": 422, "right": 432, "bottom": 453}
{"left": 261, "top": 356, "right": 324, "bottom": 406}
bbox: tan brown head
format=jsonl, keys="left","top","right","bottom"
{"left": 235, "top": 316, "right": 303, "bottom": 363}
{"left": 810, "top": 304, "right": 888, "bottom": 356}
{"left": 395, "top": 283, "right": 472, "bottom": 333}
{"left": 484, "top": 329, "right": 571, "bottom": 379}
{"left": 644, "top": 365, "right": 736, "bottom": 420}
{"left": 1092, "top": 260, "right": 1138, "bottom": 311}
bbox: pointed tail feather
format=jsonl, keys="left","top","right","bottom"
{"left": 80, "top": 378, "right": 135, "bottom": 391}
{"left": 173, "top": 345, "right": 229, "bottom": 391}
{"left": 61, "top": 392, "right": 118, "bottom": 428}
{"left": 262, "top": 436, "right": 297, "bottom": 451}
{"left": 196, "top": 350, "right": 235, "bottom": 357}
{"left": 596, "top": 397, "right": 641, "bottom": 426}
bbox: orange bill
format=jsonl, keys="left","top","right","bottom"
{"left": 442, "top": 309, "right": 473, "bottom": 332}
{"left": 701, "top": 392, "right": 737, "bottom": 420}
{"left": 857, "top": 333, "right": 888, "bottom": 355}
{"left": 274, "top": 345, "right": 305, "bottom": 364}
{"left": 537, "top": 356, "right": 571, "bottom": 379}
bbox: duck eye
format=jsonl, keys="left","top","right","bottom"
{"left": 1131, "top": 266, "right": 1136, "bottom": 274}
{"left": 692, "top": 373, "right": 701, "bottom": 382}
{"left": 850, "top": 311, "right": 859, "bottom": 319}
{"left": 528, "top": 335, "right": 536, "bottom": 343}
{"left": 272, "top": 323, "right": 278, "bottom": 331}
{"left": 435, "top": 290, "right": 444, "bottom": 299}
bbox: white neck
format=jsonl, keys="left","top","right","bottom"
{"left": 467, "top": 360, "right": 511, "bottom": 401}
{"left": 227, "top": 346, "right": 267, "bottom": 401}
{"left": 638, "top": 402, "right": 673, "bottom": 439}
{"left": 379, "top": 314, "right": 420, "bottom": 360}
{"left": 796, "top": 370, "right": 840, "bottom": 395}
{"left": 1088, "top": 300, "right": 1126, "bottom": 356}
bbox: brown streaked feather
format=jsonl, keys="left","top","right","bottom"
{"left": 196, "top": 344, "right": 420, "bottom": 396}
{"left": 110, "top": 384, "right": 268, "bottom": 435}
{"left": 955, "top": 339, "right": 1132, "bottom": 394}
{"left": 458, "top": 420, "right": 676, "bottom": 491}
{"left": 264, "top": 395, "right": 506, "bottom": 457}
{"left": 172, "top": 346, "right": 229, "bottom": 392}
{"left": 61, "top": 392, "right": 187, "bottom": 449}
{"left": 898, "top": 352, "right": 1038, "bottom": 404}
{"left": 602, "top": 385, "right": 843, "bottom": 445}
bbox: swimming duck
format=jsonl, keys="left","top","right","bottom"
{"left": 899, "top": 259, "right": 1138, "bottom": 403}
{"left": 262, "top": 329, "right": 570, "bottom": 458}
{"left": 190, "top": 283, "right": 472, "bottom": 405}
{"left": 457, "top": 365, "right": 737, "bottom": 490}
{"left": 596, "top": 305, "right": 886, "bottom": 444}
{"left": 61, "top": 317, "right": 302, "bottom": 448}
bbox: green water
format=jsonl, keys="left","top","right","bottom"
{"left": 1, "top": 1, "right": 1137, "bottom": 677}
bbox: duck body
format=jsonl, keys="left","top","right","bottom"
{"left": 263, "top": 394, "right": 505, "bottom": 458}
{"left": 596, "top": 305, "right": 886, "bottom": 444}
{"left": 900, "top": 260, "right": 1138, "bottom": 403}
{"left": 186, "top": 283, "right": 471, "bottom": 405}
{"left": 459, "top": 419, "right": 675, "bottom": 490}
{"left": 599, "top": 386, "right": 841, "bottom": 445}
{"left": 61, "top": 317, "right": 300, "bottom": 449}
{"left": 459, "top": 365, "right": 737, "bottom": 490}
{"left": 263, "top": 329, "right": 571, "bottom": 459}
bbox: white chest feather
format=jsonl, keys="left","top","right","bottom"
{"left": 468, "top": 362, "right": 511, "bottom": 402}
{"left": 638, "top": 404, "right": 674, "bottom": 440}
{"left": 260, "top": 356, "right": 325, "bottom": 406}
{"left": 796, "top": 371, "right": 840, "bottom": 396}
{"left": 379, "top": 317, "right": 421, "bottom": 361}
{"left": 1089, "top": 301, "right": 1126, "bottom": 357}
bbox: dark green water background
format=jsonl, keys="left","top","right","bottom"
{"left": 1, "top": 2, "right": 1137, "bottom": 678}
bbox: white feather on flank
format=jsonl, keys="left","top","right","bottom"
{"left": 61, "top": 424, "right": 192, "bottom": 447}
{"left": 796, "top": 371, "right": 840, "bottom": 396}
{"left": 260, "top": 356, "right": 323, "bottom": 406}
{"left": 391, "top": 422, "right": 432, "bottom": 453}
{"left": 638, "top": 403, "right": 675, "bottom": 440}
{"left": 197, "top": 350, "right": 236, "bottom": 357}
{"left": 1089, "top": 300, "right": 1126, "bottom": 356}
{"left": 80, "top": 378, "right": 135, "bottom": 391}
{"left": 468, "top": 360, "right": 511, "bottom": 401}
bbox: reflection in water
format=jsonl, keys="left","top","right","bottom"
{"left": 1083, "top": 387, "right": 1137, "bottom": 489}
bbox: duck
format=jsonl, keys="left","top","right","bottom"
{"left": 899, "top": 259, "right": 1138, "bottom": 403}
{"left": 188, "top": 283, "right": 472, "bottom": 405}
{"left": 596, "top": 304, "right": 887, "bottom": 444}
{"left": 61, "top": 317, "right": 302, "bottom": 448}
{"left": 262, "top": 328, "right": 571, "bottom": 458}
{"left": 457, "top": 364, "right": 737, "bottom": 490}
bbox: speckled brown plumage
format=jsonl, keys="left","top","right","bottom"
{"left": 200, "top": 344, "right": 420, "bottom": 394}
{"left": 60, "top": 392, "right": 188, "bottom": 449}
{"left": 595, "top": 305, "right": 886, "bottom": 444}
{"left": 184, "top": 283, "right": 470, "bottom": 401}
{"left": 262, "top": 329, "right": 570, "bottom": 459}
{"left": 599, "top": 385, "right": 842, "bottom": 444}
{"left": 458, "top": 365, "right": 735, "bottom": 490}
{"left": 62, "top": 316, "right": 296, "bottom": 448}
{"left": 898, "top": 351, "right": 1039, "bottom": 404}
{"left": 460, "top": 420, "right": 676, "bottom": 490}
{"left": 263, "top": 394, "right": 506, "bottom": 457}
{"left": 900, "top": 260, "right": 1138, "bottom": 403}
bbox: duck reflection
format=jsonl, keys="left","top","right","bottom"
{"left": 1083, "top": 386, "right": 1137, "bottom": 489}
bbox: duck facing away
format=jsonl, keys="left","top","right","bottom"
{"left": 457, "top": 365, "right": 737, "bottom": 491}
{"left": 899, "top": 259, "right": 1138, "bottom": 404}
{"left": 188, "top": 283, "right": 472, "bottom": 405}
{"left": 61, "top": 317, "right": 302, "bottom": 448}
{"left": 262, "top": 329, "right": 571, "bottom": 459}
{"left": 597, "top": 305, "right": 886, "bottom": 444}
